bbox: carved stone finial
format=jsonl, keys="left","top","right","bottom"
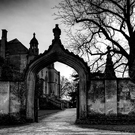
{"left": 104, "top": 46, "right": 116, "bottom": 79}
{"left": 33, "top": 33, "right": 36, "bottom": 37}
{"left": 53, "top": 24, "right": 61, "bottom": 39}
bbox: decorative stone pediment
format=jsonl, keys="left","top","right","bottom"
{"left": 27, "top": 24, "right": 90, "bottom": 76}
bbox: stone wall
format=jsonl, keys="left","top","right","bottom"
{"left": 88, "top": 78, "right": 135, "bottom": 117}
{"left": 0, "top": 82, "right": 10, "bottom": 114}
{"left": 0, "top": 81, "right": 26, "bottom": 115}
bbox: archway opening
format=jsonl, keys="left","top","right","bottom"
{"left": 35, "top": 62, "right": 79, "bottom": 122}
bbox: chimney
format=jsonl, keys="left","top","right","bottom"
{"left": 2, "top": 29, "right": 7, "bottom": 40}
{"left": 1, "top": 29, "right": 7, "bottom": 59}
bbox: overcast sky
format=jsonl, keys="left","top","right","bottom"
{"left": 0, "top": 0, "right": 66, "bottom": 52}
{"left": 0, "top": 0, "right": 73, "bottom": 79}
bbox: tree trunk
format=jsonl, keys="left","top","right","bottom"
{"left": 129, "top": 32, "right": 135, "bottom": 82}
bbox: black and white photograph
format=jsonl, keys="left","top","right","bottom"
{"left": 0, "top": 0, "right": 135, "bottom": 134}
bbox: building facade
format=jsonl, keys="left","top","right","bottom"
{"left": 0, "top": 29, "right": 61, "bottom": 98}
{"left": 38, "top": 64, "right": 60, "bottom": 97}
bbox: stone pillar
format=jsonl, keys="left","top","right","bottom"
{"left": 58, "top": 71, "right": 61, "bottom": 98}
{"left": 78, "top": 72, "right": 87, "bottom": 119}
{"left": 26, "top": 72, "right": 36, "bottom": 121}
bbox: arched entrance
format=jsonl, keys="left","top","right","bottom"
{"left": 25, "top": 24, "right": 90, "bottom": 122}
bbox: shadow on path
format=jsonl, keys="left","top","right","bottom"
{"left": 0, "top": 109, "right": 63, "bottom": 129}
{"left": 76, "top": 124, "right": 135, "bottom": 133}
{"left": 38, "top": 109, "right": 62, "bottom": 121}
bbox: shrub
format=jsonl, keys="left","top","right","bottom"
{"left": 0, "top": 112, "right": 27, "bottom": 125}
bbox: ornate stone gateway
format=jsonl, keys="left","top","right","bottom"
{"left": 25, "top": 24, "right": 90, "bottom": 122}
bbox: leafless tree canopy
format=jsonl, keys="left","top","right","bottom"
{"left": 60, "top": 76, "right": 75, "bottom": 97}
{"left": 55, "top": 0, "right": 135, "bottom": 78}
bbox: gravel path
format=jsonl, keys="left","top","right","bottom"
{"left": 0, "top": 108, "right": 134, "bottom": 135}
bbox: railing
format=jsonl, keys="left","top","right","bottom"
{"left": 55, "top": 99, "right": 69, "bottom": 108}
{"left": 40, "top": 94, "right": 69, "bottom": 109}
{"left": 48, "top": 97, "right": 64, "bottom": 110}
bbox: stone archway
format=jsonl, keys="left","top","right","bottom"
{"left": 25, "top": 24, "right": 90, "bottom": 122}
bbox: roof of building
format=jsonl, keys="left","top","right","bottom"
{"left": 6, "top": 38, "right": 28, "bottom": 55}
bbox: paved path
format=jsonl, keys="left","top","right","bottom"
{"left": 0, "top": 108, "right": 135, "bottom": 135}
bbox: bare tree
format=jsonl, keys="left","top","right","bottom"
{"left": 55, "top": 0, "right": 135, "bottom": 79}
{"left": 60, "top": 76, "right": 75, "bottom": 98}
